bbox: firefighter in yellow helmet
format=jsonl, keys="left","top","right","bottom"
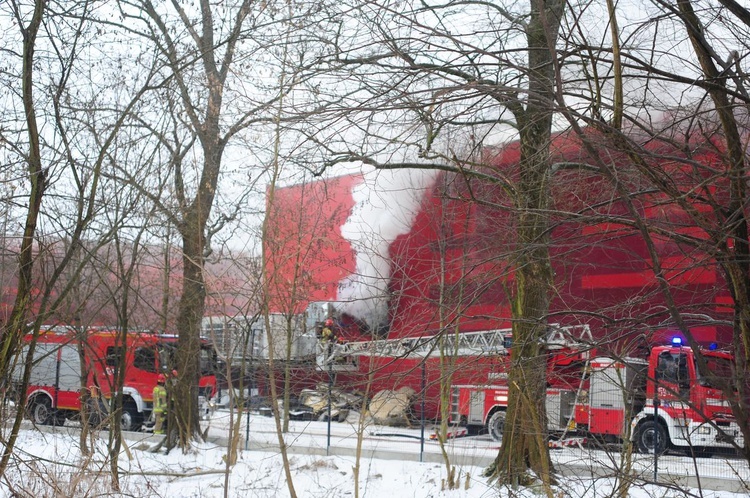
{"left": 153, "top": 374, "right": 168, "bottom": 435}
{"left": 321, "top": 318, "right": 336, "bottom": 342}
{"left": 320, "top": 318, "right": 338, "bottom": 363}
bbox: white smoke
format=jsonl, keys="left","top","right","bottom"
{"left": 337, "top": 167, "right": 439, "bottom": 332}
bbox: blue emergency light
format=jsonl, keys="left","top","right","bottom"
{"left": 671, "top": 336, "right": 683, "bottom": 346}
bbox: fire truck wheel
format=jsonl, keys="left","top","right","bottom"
{"left": 635, "top": 420, "right": 668, "bottom": 455}
{"left": 487, "top": 411, "right": 506, "bottom": 442}
{"left": 53, "top": 411, "right": 66, "bottom": 427}
{"left": 120, "top": 401, "right": 143, "bottom": 432}
{"left": 29, "top": 397, "right": 54, "bottom": 426}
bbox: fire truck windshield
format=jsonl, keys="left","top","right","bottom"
{"left": 696, "top": 354, "right": 734, "bottom": 389}
{"left": 157, "top": 342, "right": 218, "bottom": 376}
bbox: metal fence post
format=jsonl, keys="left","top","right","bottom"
{"left": 653, "top": 395, "right": 660, "bottom": 482}
{"left": 420, "top": 361, "right": 426, "bottom": 463}
{"left": 327, "top": 360, "right": 333, "bottom": 456}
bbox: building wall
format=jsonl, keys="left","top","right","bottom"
{"left": 266, "top": 136, "right": 734, "bottom": 349}
{"left": 264, "top": 175, "right": 360, "bottom": 316}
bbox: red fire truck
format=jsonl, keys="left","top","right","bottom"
{"left": 449, "top": 332, "right": 743, "bottom": 454}
{"left": 13, "top": 327, "right": 218, "bottom": 431}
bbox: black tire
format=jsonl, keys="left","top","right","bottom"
{"left": 465, "top": 424, "right": 483, "bottom": 436}
{"left": 487, "top": 410, "right": 506, "bottom": 442}
{"left": 636, "top": 419, "right": 668, "bottom": 455}
{"left": 121, "top": 401, "right": 143, "bottom": 432}
{"left": 688, "top": 446, "right": 712, "bottom": 459}
{"left": 53, "top": 410, "right": 66, "bottom": 427}
{"left": 29, "top": 397, "right": 54, "bottom": 426}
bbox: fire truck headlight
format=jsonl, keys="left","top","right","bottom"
{"left": 697, "top": 425, "right": 712, "bottom": 435}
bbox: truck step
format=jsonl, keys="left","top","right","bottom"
{"left": 429, "top": 427, "right": 468, "bottom": 440}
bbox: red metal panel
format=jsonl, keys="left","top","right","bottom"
{"left": 574, "top": 404, "right": 590, "bottom": 426}
{"left": 56, "top": 390, "right": 81, "bottom": 411}
{"left": 588, "top": 407, "right": 626, "bottom": 436}
{"left": 457, "top": 388, "right": 471, "bottom": 417}
{"left": 484, "top": 389, "right": 509, "bottom": 413}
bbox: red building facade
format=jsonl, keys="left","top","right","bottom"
{"left": 266, "top": 137, "right": 734, "bottom": 349}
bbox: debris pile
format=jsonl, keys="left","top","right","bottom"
{"left": 367, "top": 387, "right": 416, "bottom": 426}
{"left": 257, "top": 386, "right": 419, "bottom": 427}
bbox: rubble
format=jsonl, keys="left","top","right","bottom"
{"left": 367, "top": 387, "right": 416, "bottom": 426}
{"left": 311, "top": 385, "right": 358, "bottom": 421}
{"left": 258, "top": 385, "right": 419, "bottom": 427}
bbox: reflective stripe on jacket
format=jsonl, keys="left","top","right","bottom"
{"left": 153, "top": 385, "right": 167, "bottom": 412}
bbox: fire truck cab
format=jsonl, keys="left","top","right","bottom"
{"left": 628, "top": 341, "right": 742, "bottom": 454}
{"left": 450, "top": 334, "right": 745, "bottom": 454}
{"left": 13, "top": 328, "right": 218, "bottom": 432}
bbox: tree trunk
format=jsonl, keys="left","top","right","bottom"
{"left": 487, "top": 0, "right": 564, "bottom": 488}
{"left": 489, "top": 141, "right": 556, "bottom": 487}
{"left": 0, "top": 0, "right": 48, "bottom": 478}
{"left": 172, "top": 222, "right": 207, "bottom": 448}
{"left": 0, "top": 0, "right": 47, "bottom": 382}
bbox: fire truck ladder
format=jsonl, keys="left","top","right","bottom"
{"left": 544, "top": 324, "right": 593, "bottom": 351}
{"left": 546, "top": 324, "right": 594, "bottom": 446}
{"left": 316, "top": 327, "right": 512, "bottom": 372}
{"left": 317, "top": 323, "right": 593, "bottom": 372}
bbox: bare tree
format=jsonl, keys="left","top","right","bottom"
{"left": 111, "top": 0, "right": 273, "bottom": 448}
{"left": 549, "top": 0, "right": 750, "bottom": 465}
{"left": 0, "top": 0, "right": 48, "bottom": 399}
{"left": 0, "top": 1, "right": 148, "bottom": 473}
{"left": 0, "top": 0, "right": 155, "bottom": 477}
{"left": 292, "top": 0, "right": 568, "bottom": 488}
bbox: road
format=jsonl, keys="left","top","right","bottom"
{"left": 23, "top": 408, "right": 750, "bottom": 493}
{"left": 201, "top": 409, "right": 748, "bottom": 493}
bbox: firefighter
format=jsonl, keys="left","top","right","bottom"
{"left": 320, "top": 319, "right": 337, "bottom": 363}
{"left": 153, "top": 374, "right": 168, "bottom": 435}
{"left": 87, "top": 381, "right": 107, "bottom": 427}
{"left": 321, "top": 318, "right": 336, "bottom": 343}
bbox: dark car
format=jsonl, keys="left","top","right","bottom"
{"left": 258, "top": 396, "right": 316, "bottom": 421}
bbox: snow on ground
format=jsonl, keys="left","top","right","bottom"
{"left": 2, "top": 410, "right": 749, "bottom": 497}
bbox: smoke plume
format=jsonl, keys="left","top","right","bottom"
{"left": 337, "top": 167, "right": 438, "bottom": 332}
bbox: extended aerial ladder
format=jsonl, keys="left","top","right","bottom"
{"left": 316, "top": 324, "right": 593, "bottom": 372}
